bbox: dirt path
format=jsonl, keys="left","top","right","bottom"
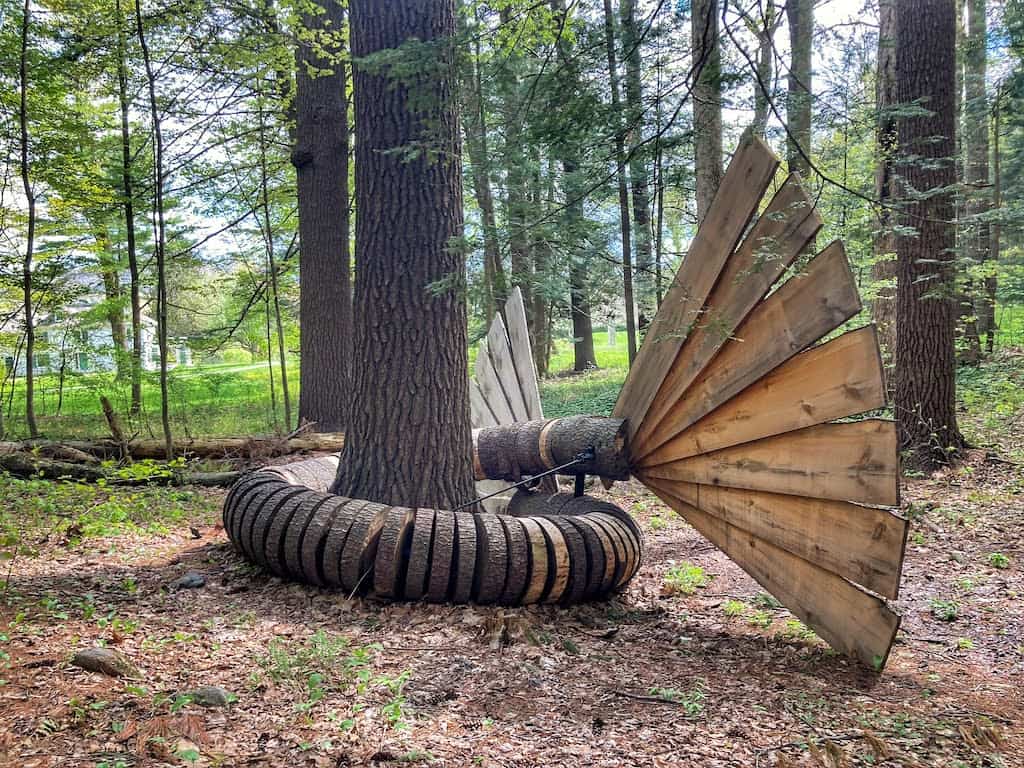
{"left": 1, "top": 456, "right": 1021, "bottom": 767}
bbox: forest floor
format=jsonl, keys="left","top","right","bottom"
{"left": 0, "top": 455, "right": 1021, "bottom": 767}
{"left": 0, "top": 350, "right": 1022, "bottom": 767}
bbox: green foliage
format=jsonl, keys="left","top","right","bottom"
{"left": 647, "top": 680, "right": 707, "bottom": 716}
{"left": 930, "top": 599, "right": 960, "bottom": 622}
{"left": 987, "top": 552, "right": 1011, "bottom": 569}
{"left": 662, "top": 562, "right": 713, "bottom": 596}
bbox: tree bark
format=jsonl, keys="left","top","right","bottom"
{"left": 987, "top": 91, "right": 1001, "bottom": 353}
{"left": 894, "top": 0, "right": 966, "bottom": 471}
{"left": 18, "top": 0, "right": 39, "bottom": 439}
{"left": 751, "top": 1, "right": 779, "bottom": 137}
{"left": 115, "top": 0, "right": 143, "bottom": 416}
{"left": 620, "top": 0, "right": 655, "bottom": 329}
{"left": 785, "top": 0, "right": 813, "bottom": 176}
{"left": 691, "top": 0, "right": 723, "bottom": 224}
{"left": 93, "top": 229, "right": 129, "bottom": 379}
{"left": 872, "top": 0, "right": 898, "bottom": 368}
{"left": 464, "top": 27, "right": 506, "bottom": 321}
{"left": 332, "top": 0, "right": 476, "bottom": 510}
{"left": 964, "top": 0, "right": 992, "bottom": 350}
{"left": 134, "top": 0, "right": 173, "bottom": 459}
{"left": 602, "top": 0, "right": 637, "bottom": 365}
{"left": 294, "top": 0, "right": 352, "bottom": 433}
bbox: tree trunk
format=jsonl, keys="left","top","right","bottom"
{"left": 134, "top": 0, "right": 173, "bottom": 459}
{"left": 785, "top": 0, "right": 813, "bottom": 176}
{"left": 332, "top": 0, "right": 476, "bottom": 510}
{"left": 529, "top": 154, "right": 552, "bottom": 378}
{"left": 620, "top": 0, "right": 655, "bottom": 330}
{"left": 115, "top": 0, "right": 143, "bottom": 416}
{"left": 872, "top": 0, "right": 898, "bottom": 368}
{"left": 894, "top": 0, "right": 966, "bottom": 471}
{"left": 987, "top": 91, "right": 1000, "bottom": 353}
{"left": 294, "top": 0, "right": 352, "bottom": 433}
{"left": 751, "top": 1, "right": 778, "bottom": 136}
{"left": 94, "top": 229, "right": 129, "bottom": 379}
{"left": 964, "top": 0, "right": 991, "bottom": 350}
{"left": 691, "top": 0, "right": 723, "bottom": 224}
{"left": 602, "top": 0, "right": 637, "bottom": 365}
{"left": 18, "top": 0, "right": 39, "bottom": 439}
{"left": 464, "top": 28, "right": 506, "bottom": 321}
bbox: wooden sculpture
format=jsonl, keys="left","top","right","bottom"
{"left": 224, "top": 133, "right": 906, "bottom": 669}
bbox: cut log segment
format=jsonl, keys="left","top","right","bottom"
{"left": 646, "top": 478, "right": 900, "bottom": 669}
{"left": 374, "top": 507, "right": 416, "bottom": 599}
{"left": 473, "top": 512, "right": 509, "bottom": 604}
{"left": 641, "top": 326, "right": 887, "bottom": 467}
{"left": 614, "top": 133, "right": 780, "bottom": 440}
{"left": 298, "top": 496, "right": 349, "bottom": 585}
{"left": 541, "top": 515, "right": 588, "bottom": 605}
{"left": 532, "top": 516, "right": 570, "bottom": 604}
{"left": 321, "top": 499, "right": 368, "bottom": 588}
{"left": 661, "top": 482, "right": 907, "bottom": 598}
{"left": 427, "top": 510, "right": 457, "bottom": 602}
{"left": 452, "top": 512, "right": 479, "bottom": 603}
{"left": 636, "top": 174, "right": 822, "bottom": 448}
{"left": 634, "top": 241, "right": 863, "bottom": 459}
{"left": 519, "top": 517, "right": 551, "bottom": 604}
{"left": 404, "top": 509, "right": 436, "bottom": 601}
{"left": 271, "top": 490, "right": 326, "bottom": 579}
{"left": 499, "top": 515, "right": 530, "bottom": 605}
{"left": 339, "top": 502, "right": 389, "bottom": 593}
{"left": 640, "top": 420, "right": 899, "bottom": 506}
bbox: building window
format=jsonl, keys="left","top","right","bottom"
{"left": 4, "top": 357, "right": 13, "bottom": 373}
{"left": 77, "top": 352, "right": 89, "bottom": 371}
{"left": 34, "top": 354, "right": 50, "bottom": 369}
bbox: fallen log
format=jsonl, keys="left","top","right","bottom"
{"left": 0, "top": 451, "right": 241, "bottom": 487}
{"left": 0, "top": 433, "right": 345, "bottom": 461}
{"left": 472, "top": 417, "right": 630, "bottom": 481}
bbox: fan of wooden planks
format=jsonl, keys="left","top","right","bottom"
{"left": 616, "top": 132, "right": 906, "bottom": 669}
{"left": 224, "top": 133, "right": 906, "bottom": 669}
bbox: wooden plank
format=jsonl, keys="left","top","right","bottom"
{"left": 504, "top": 286, "right": 544, "bottom": 420}
{"left": 475, "top": 341, "right": 516, "bottom": 424}
{"left": 613, "top": 134, "right": 780, "bottom": 440}
{"left": 486, "top": 312, "right": 531, "bottom": 421}
{"left": 636, "top": 174, "right": 822, "bottom": 448}
{"left": 658, "top": 481, "right": 907, "bottom": 598}
{"left": 468, "top": 378, "right": 499, "bottom": 428}
{"left": 634, "top": 241, "right": 863, "bottom": 458}
{"left": 641, "top": 326, "right": 887, "bottom": 466}
{"left": 646, "top": 478, "right": 900, "bottom": 669}
{"left": 641, "top": 420, "right": 899, "bottom": 506}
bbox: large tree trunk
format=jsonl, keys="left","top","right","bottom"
{"left": 872, "top": 0, "right": 898, "bottom": 369}
{"left": 602, "top": 0, "right": 637, "bottom": 365}
{"left": 94, "top": 230, "right": 129, "bottom": 379}
{"left": 332, "top": 0, "right": 476, "bottom": 510}
{"left": 894, "top": 0, "right": 966, "bottom": 471}
{"left": 620, "top": 0, "right": 655, "bottom": 330}
{"left": 135, "top": 0, "right": 173, "bottom": 459}
{"left": 691, "top": 0, "right": 723, "bottom": 224}
{"left": 785, "top": 0, "right": 813, "bottom": 176}
{"left": 294, "top": 0, "right": 352, "bottom": 433}
{"left": 115, "top": 0, "right": 143, "bottom": 415}
{"left": 988, "top": 91, "right": 1001, "bottom": 353}
{"left": 964, "top": 0, "right": 992, "bottom": 351}
{"left": 18, "top": 0, "right": 38, "bottom": 439}
{"left": 751, "top": 1, "right": 779, "bottom": 136}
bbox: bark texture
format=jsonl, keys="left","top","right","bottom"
{"left": 894, "top": 0, "right": 966, "bottom": 470}
{"left": 785, "top": 0, "right": 813, "bottom": 176}
{"left": 872, "top": 0, "right": 898, "bottom": 366}
{"left": 293, "top": 0, "right": 351, "bottom": 432}
{"left": 332, "top": 0, "right": 477, "bottom": 510}
{"left": 691, "top": 0, "right": 723, "bottom": 224}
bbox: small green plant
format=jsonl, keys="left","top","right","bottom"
{"left": 722, "top": 599, "right": 746, "bottom": 617}
{"left": 647, "top": 680, "right": 706, "bottom": 716}
{"left": 649, "top": 515, "right": 666, "bottom": 531}
{"left": 779, "top": 619, "right": 817, "bottom": 641}
{"left": 955, "top": 637, "right": 975, "bottom": 651}
{"left": 752, "top": 593, "right": 782, "bottom": 610}
{"left": 745, "top": 610, "right": 773, "bottom": 629}
{"left": 662, "top": 562, "right": 713, "bottom": 596}
{"left": 930, "top": 599, "right": 960, "bottom": 622}
{"left": 987, "top": 552, "right": 1011, "bottom": 569}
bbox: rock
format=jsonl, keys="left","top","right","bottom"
{"left": 172, "top": 572, "right": 206, "bottom": 590}
{"left": 185, "top": 685, "right": 232, "bottom": 707}
{"left": 71, "top": 647, "right": 140, "bottom": 678}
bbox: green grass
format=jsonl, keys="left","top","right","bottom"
{"left": 3, "top": 306, "right": 1023, "bottom": 442}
